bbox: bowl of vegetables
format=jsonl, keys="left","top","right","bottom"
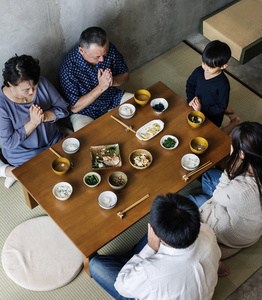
{"left": 150, "top": 98, "right": 168, "bottom": 113}
{"left": 160, "top": 135, "right": 179, "bottom": 150}
{"left": 187, "top": 111, "right": 205, "bottom": 128}
{"left": 83, "top": 172, "right": 101, "bottom": 187}
{"left": 129, "top": 149, "right": 153, "bottom": 170}
{"left": 108, "top": 171, "right": 128, "bottom": 190}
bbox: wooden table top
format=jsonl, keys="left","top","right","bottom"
{"left": 13, "top": 81, "right": 231, "bottom": 257}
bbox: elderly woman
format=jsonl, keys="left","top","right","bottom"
{"left": 0, "top": 54, "right": 69, "bottom": 188}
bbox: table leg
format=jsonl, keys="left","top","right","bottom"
{"left": 22, "top": 185, "right": 38, "bottom": 209}
{"left": 83, "top": 252, "right": 97, "bottom": 277}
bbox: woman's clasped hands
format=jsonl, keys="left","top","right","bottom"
{"left": 29, "top": 104, "right": 44, "bottom": 126}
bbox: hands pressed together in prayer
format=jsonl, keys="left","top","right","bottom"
{"left": 147, "top": 223, "right": 161, "bottom": 252}
{"left": 29, "top": 104, "right": 55, "bottom": 127}
{"left": 98, "top": 68, "right": 113, "bottom": 91}
{"left": 189, "top": 96, "right": 201, "bottom": 111}
{"left": 29, "top": 104, "right": 44, "bottom": 126}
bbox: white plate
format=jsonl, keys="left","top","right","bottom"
{"left": 150, "top": 98, "right": 168, "bottom": 113}
{"left": 160, "top": 135, "right": 179, "bottom": 150}
{"left": 136, "top": 119, "right": 164, "bottom": 141}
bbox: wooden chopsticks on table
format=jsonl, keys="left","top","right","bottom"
{"left": 117, "top": 194, "right": 150, "bottom": 219}
{"left": 49, "top": 146, "right": 62, "bottom": 158}
{"left": 110, "top": 115, "right": 136, "bottom": 133}
{"left": 182, "top": 161, "right": 212, "bottom": 181}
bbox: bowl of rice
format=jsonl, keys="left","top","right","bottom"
{"left": 62, "top": 138, "right": 80, "bottom": 154}
{"left": 52, "top": 182, "right": 73, "bottom": 201}
{"left": 181, "top": 153, "right": 200, "bottom": 171}
{"left": 118, "top": 103, "right": 136, "bottom": 119}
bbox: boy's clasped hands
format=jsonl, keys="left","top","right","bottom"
{"left": 189, "top": 96, "right": 201, "bottom": 111}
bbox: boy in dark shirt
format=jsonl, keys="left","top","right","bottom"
{"left": 186, "top": 40, "right": 239, "bottom": 134}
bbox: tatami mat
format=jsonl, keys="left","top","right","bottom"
{"left": 1, "top": 42, "right": 261, "bottom": 299}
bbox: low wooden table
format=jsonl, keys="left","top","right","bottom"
{"left": 13, "top": 81, "right": 231, "bottom": 275}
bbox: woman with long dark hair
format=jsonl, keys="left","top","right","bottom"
{"left": 187, "top": 121, "right": 262, "bottom": 248}
{"left": 186, "top": 122, "right": 262, "bottom": 275}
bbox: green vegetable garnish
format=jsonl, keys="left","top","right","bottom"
{"left": 85, "top": 174, "right": 99, "bottom": 185}
{"left": 190, "top": 116, "right": 202, "bottom": 123}
{"left": 163, "top": 137, "right": 176, "bottom": 148}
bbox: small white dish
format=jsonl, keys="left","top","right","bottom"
{"left": 52, "top": 182, "right": 73, "bottom": 201}
{"left": 160, "top": 135, "right": 179, "bottom": 150}
{"left": 98, "top": 191, "right": 117, "bottom": 209}
{"left": 181, "top": 154, "right": 200, "bottom": 171}
{"left": 150, "top": 98, "right": 168, "bottom": 113}
{"left": 83, "top": 172, "right": 101, "bottom": 187}
{"left": 118, "top": 103, "right": 136, "bottom": 119}
{"left": 62, "top": 138, "right": 80, "bottom": 154}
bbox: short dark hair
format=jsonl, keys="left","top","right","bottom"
{"left": 2, "top": 54, "right": 40, "bottom": 87}
{"left": 79, "top": 27, "right": 107, "bottom": 49}
{"left": 226, "top": 121, "right": 262, "bottom": 198}
{"left": 202, "top": 40, "right": 231, "bottom": 68}
{"left": 150, "top": 193, "right": 200, "bottom": 248}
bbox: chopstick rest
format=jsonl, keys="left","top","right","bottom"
{"left": 110, "top": 115, "right": 136, "bottom": 133}
{"left": 117, "top": 194, "right": 150, "bottom": 219}
{"left": 182, "top": 161, "right": 212, "bottom": 181}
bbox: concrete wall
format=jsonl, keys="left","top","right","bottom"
{"left": 0, "top": 0, "right": 233, "bottom": 87}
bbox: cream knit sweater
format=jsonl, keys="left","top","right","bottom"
{"left": 200, "top": 171, "right": 262, "bottom": 248}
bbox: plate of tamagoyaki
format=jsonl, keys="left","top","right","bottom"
{"left": 136, "top": 119, "right": 164, "bottom": 141}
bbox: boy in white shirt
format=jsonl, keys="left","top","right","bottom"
{"left": 89, "top": 193, "right": 221, "bottom": 300}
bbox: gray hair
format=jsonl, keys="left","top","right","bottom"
{"left": 79, "top": 27, "right": 107, "bottom": 49}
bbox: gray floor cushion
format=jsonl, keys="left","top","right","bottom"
{"left": 1, "top": 216, "right": 83, "bottom": 291}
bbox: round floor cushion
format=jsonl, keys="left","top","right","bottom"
{"left": 1, "top": 216, "right": 83, "bottom": 291}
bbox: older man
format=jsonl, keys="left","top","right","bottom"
{"left": 60, "top": 27, "right": 131, "bottom": 131}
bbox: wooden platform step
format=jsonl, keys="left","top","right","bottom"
{"left": 201, "top": 0, "right": 262, "bottom": 64}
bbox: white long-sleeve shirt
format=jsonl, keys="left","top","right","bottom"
{"left": 114, "top": 224, "right": 221, "bottom": 300}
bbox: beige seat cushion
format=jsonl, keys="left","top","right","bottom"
{"left": 1, "top": 216, "right": 83, "bottom": 291}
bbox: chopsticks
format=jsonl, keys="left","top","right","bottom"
{"left": 110, "top": 115, "right": 136, "bottom": 133}
{"left": 182, "top": 161, "right": 212, "bottom": 181}
{"left": 49, "top": 147, "right": 62, "bottom": 158}
{"left": 117, "top": 194, "right": 150, "bottom": 219}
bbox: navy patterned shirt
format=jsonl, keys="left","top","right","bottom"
{"left": 60, "top": 42, "right": 128, "bottom": 119}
